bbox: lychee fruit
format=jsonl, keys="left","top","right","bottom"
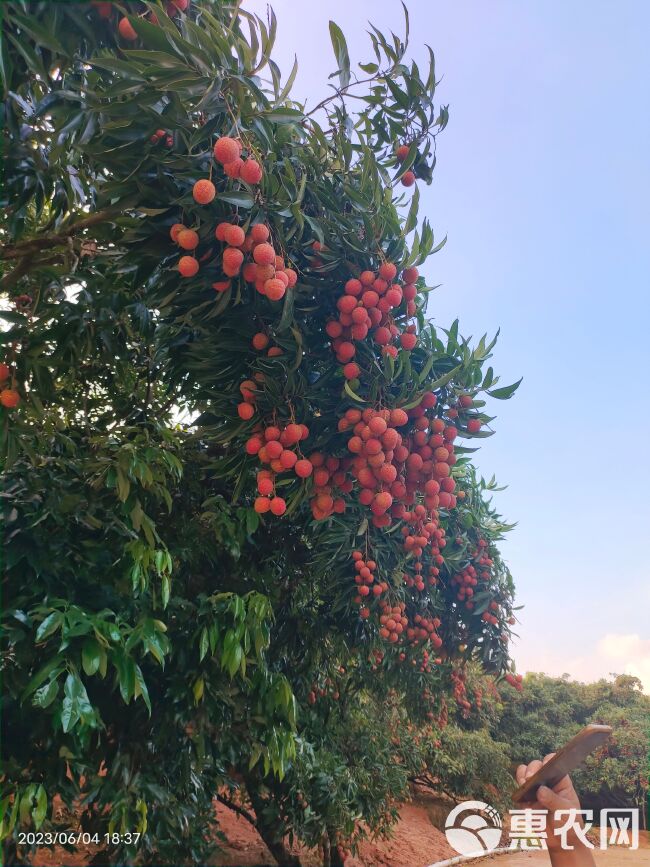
{"left": 0, "top": 389, "right": 20, "bottom": 409}
{"left": 213, "top": 136, "right": 242, "bottom": 165}
{"left": 178, "top": 256, "right": 199, "bottom": 277}
{"left": 192, "top": 179, "right": 216, "bottom": 204}
{"left": 177, "top": 229, "right": 199, "bottom": 250}
{"left": 240, "top": 160, "right": 263, "bottom": 185}
{"left": 118, "top": 17, "right": 138, "bottom": 40}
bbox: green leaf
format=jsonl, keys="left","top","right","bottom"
{"left": 61, "top": 673, "right": 91, "bottom": 733}
{"left": 35, "top": 612, "right": 63, "bottom": 642}
{"left": 32, "top": 786, "right": 47, "bottom": 830}
{"left": 193, "top": 676, "right": 205, "bottom": 703}
{"left": 487, "top": 378, "right": 523, "bottom": 400}
{"left": 19, "top": 785, "right": 36, "bottom": 826}
{"left": 81, "top": 638, "right": 101, "bottom": 676}
{"left": 329, "top": 21, "right": 351, "bottom": 89}
{"left": 199, "top": 626, "right": 209, "bottom": 662}
{"left": 259, "top": 107, "right": 304, "bottom": 123}
{"left": 217, "top": 190, "right": 255, "bottom": 208}
{"left": 344, "top": 381, "right": 366, "bottom": 403}
{"left": 133, "top": 664, "right": 151, "bottom": 714}
{"left": 33, "top": 679, "right": 59, "bottom": 709}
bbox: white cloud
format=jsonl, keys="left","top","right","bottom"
{"left": 513, "top": 633, "right": 650, "bottom": 693}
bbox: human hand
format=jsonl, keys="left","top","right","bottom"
{"left": 515, "top": 753, "right": 585, "bottom": 852}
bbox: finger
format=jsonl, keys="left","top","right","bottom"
{"left": 537, "top": 785, "right": 574, "bottom": 812}
{"left": 554, "top": 774, "right": 576, "bottom": 796}
{"left": 516, "top": 764, "right": 528, "bottom": 785}
{"left": 543, "top": 753, "right": 556, "bottom": 764}
{"left": 524, "top": 760, "right": 543, "bottom": 779}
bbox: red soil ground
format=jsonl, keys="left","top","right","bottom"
{"left": 212, "top": 790, "right": 455, "bottom": 867}
{"left": 29, "top": 789, "right": 455, "bottom": 867}
{"left": 29, "top": 793, "right": 649, "bottom": 867}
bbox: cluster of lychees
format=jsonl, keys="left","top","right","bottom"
{"left": 376, "top": 599, "right": 443, "bottom": 661}
{"left": 244, "top": 420, "right": 312, "bottom": 516}
{"left": 450, "top": 538, "right": 498, "bottom": 612}
{"left": 451, "top": 669, "right": 472, "bottom": 715}
{"left": 0, "top": 363, "right": 19, "bottom": 409}
{"left": 107, "top": 0, "right": 191, "bottom": 40}
{"left": 504, "top": 672, "right": 524, "bottom": 691}
{"left": 213, "top": 136, "right": 263, "bottom": 185}
{"left": 352, "top": 550, "right": 387, "bottom": 604}
{"left": 378, "top": 600, "right": 408, "bottom": 643}
{"left": 306, "top": 453, "right": 351, "bottom": 520}
{"left": 170, "top": 137, "right": 277, "bottom": 283}
{"left": 306, "top": 670, "right": 345, "bottom": 705}
{"left": 325, "top": 262, "right": 419, "bottom": 371}
{"left": 149, "top": 128, "right": 173, "bottom": 148}
{"left": 395, "top": 142, "right": 416, "bottom": 188}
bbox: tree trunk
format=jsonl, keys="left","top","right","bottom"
{"left": 328, "top": 828, "right": 345, "bottom": 867}
{"left": 244, "top": 778, "right": 302, "bottom": 867}
{"left": 256, "top": 830, "right": 301, "bottom": 867}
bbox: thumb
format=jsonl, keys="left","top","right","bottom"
{"left": 537, "top": 785, "right": 571, "bottom": 812}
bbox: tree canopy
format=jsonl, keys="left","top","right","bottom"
{"left": 1, "top": 1, "right": 522, "bottom": 864}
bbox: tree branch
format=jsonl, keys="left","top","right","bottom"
{"left": 306, "top": 73, "right": 389, "bottom": 117}
{"left": 0, "top": 208, "right": 119, "bottom": 260}
{"left": 0, "top": 257, "right": 31, "bottom": 292}
{"left": 215, "top": 793, "right": 257, "bottom": 828}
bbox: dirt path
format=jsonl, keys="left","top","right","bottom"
{"left": 480, "top": 837, "right": 649, "bottom": 867}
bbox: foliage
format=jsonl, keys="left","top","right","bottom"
{"left": 494, "top": 673, "right": 650, "bottom": 818}
{"left": 1, "top": 1, "right": 522, "bottom": 864}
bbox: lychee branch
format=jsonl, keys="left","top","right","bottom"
{"left": 0, "top": 208, "right": 119, "bottom": 261}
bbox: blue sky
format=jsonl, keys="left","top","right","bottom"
{"left": 246, "top": 0, "right": 650, "bottom": 689}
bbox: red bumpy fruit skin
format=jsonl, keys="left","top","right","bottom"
{"left": 223, "top": 159, "right": 243, "bottom": 179}
{"left": 240, "top": 160, "right": 263, "bottom": 185}
{"left": 396, "top": 144, "right": 409, "bottom": 161}
{"left": 252, "top": 333, "right": 269, "bottom": 351}
{"left": 400, "top": 332, "right": 417, "bottom": 350}
{"left": 222, "top": 247, "right": 244, "bottom": 275}
{"left": 178, "top": 256, "right": 199, "bottom": 277}
{"left": 192, "top": 179, "right": 216, "bottom": 204}
{"left": 0, "top": 363, "right": 10, "bottom": 382}
{"left": 467, "top": 418, "right": 482, "bottom": 433}
{"left": 252, "top": 243, "right": 275, "bottom": 266}
{"left": 223, "top": 225, "right": 245, "bottom": 247}
{"left": 402, "top": 266, "right": 419, "bottom": 283}
{"left": 118, "top": 17, "right": 138, "bottom": 40}
{"left": 177, "top": 229, "right": 199, "bottom": 251}
{"left": 295, "top": 459, "right": 313, "bottom": 478}
{"left": 213, "top": 136, "right": 241, "bottom": 165}
{"left": 170, "top": 223, "right": 186, "bottom": 243}
{"left": 401, "top": 171, "right": 416, "bottom": 187}
{"left": 379, "top": 262, "right": 397, "bottom": 281}
{"left": 250, "top": 224, "right": 270, "bottom": 243}
{"left": 254, "top": 497, "right": 270, "bottom": 514}
{"left": 264, "top": 279, "right": 286, "bottom": 301}
{"left": 0, "top": 389, "right": 20, "bottom": 409}
{"left": 270, "top": 496, "right": 286, "bottom": 516}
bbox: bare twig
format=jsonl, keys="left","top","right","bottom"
{"left": 306, "top": 72, "right": 389, "bottom": 117}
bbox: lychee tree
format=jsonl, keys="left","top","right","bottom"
{"left": 1, "top": 1, "right": 521, "bottom": 864}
